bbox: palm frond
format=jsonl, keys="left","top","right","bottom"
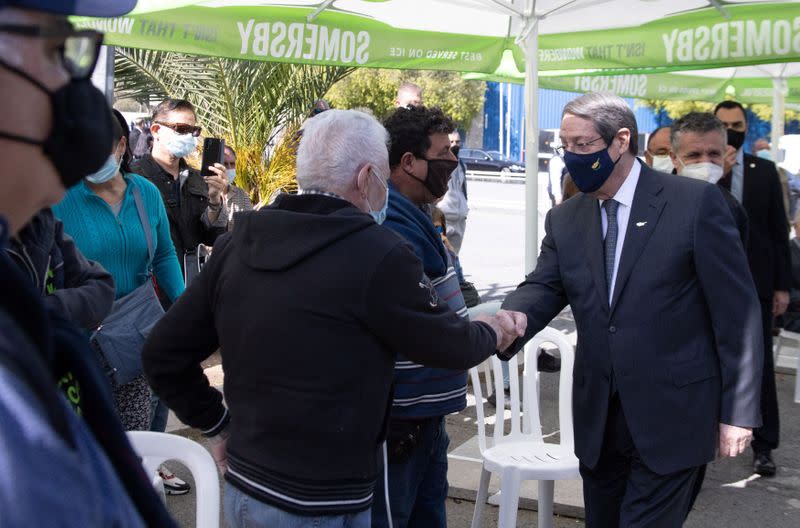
{"left": 114, "top": 49, "right": 353, "bottom": 199}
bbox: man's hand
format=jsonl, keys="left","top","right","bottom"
{"left": 718, "top": 423, "right": 752, "bottom": 457}
{"left": 773, "top": 290, "right": 789, "bottom": 317}
{"left": 205, "top": 163, "right": 228, "bottom": 204}
{"left": 208, "top": 429, "right": 229, "bottom": 474}
{"left": 723, "top": 145, "right": 737, "bottom": 176}
{"left": 474, "top": 310, "right": 527, "bottom": 351}
{"left": 495, "top": 309, "right": 527, "bottom": 350}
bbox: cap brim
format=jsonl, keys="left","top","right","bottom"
{"left": 8, "top": 0, "right": 138, "bottom": 17}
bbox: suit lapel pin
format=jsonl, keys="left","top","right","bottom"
{"left": 750, "top": 163, "right": 756, "bottom": 168}
{"left": 636, "top": 221, "right": 647, "bottom": 227}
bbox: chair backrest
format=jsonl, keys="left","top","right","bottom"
{"left": 127, "top": 431, "right": 220, "bottom": 528}
{"left": 523, "top": 327, "right": 576, "bottom": 448}
{"left": 468, "top": 327, "right": 575, "bottom": 453}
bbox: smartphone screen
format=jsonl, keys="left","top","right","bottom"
{"left": 201, "top": 137, "right": 225, "bottom": 177}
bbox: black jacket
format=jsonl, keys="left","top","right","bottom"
{"left": 720, "top": 154, "right": 791, "bottom": 300}
{"left": 6, "top": 208, "right": 114, "bottom": 330}
{"left": 130, "top": 155, "right": 227, "bottom": 267}
{"left": 502, "top": 164, "right": 762, "bottom": 476}
{"left": 142, "top": 193, "right": 496, "bottom": 515}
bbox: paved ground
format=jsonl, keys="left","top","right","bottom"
{"left": 161, "top": 181, "right": 800, "bottom": 527}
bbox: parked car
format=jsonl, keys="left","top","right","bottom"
{"left": 459, "top": 148, "right": 525, "bottom": 173}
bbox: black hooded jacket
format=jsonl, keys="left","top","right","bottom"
{"left": 143, "top": 193, "right": 496, "bottom": 515}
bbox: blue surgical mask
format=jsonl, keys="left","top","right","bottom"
{"left": 563, "top": 147, "right": 621, "bottom": 193}
{"left": 163, "top": 127, "right": 197, "bottom": 158}
{"left": 366, "top": 169, "right": 388, "bottom": 225}
{"left": 226, "top": 169, "right": 236, "bottom": 184}
{"left": 756, "top": 149, "right": 773, "bottom": 161}
{"left": 85, "top": 154, "right": 121, "bottom": 184}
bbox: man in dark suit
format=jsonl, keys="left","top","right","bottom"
{"left": 715, "top": 100, "right": 791, "bottom": 477}
{"left": 499, "top": 93, "right": 763, "bottom": 527}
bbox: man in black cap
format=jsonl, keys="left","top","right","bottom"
{"left": 0, "top": 1, "right": 176, "bottom": 525}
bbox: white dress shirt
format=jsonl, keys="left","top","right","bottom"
{"left": 599, "top": 160, "right": 642, "bottom": 304}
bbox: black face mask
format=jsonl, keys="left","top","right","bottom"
{"left": 727, "top": 129, "right": 746, "bottom": 151}
{"left": 450, "top": 145, "right": 461, "bottom": 158}
{"left": 0, "top": 59, "right": 113, "bottom": 189}
{"left": 405, "top": 157, "right": 458, "bottom": 199}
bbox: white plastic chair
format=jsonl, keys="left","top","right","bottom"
{"left": 127, "top": 431, "right": 220, "bottom": 528}
{"left": 773, "top": 329, "right": 800, "bottom": 403}
{"left": 469, "top": 327, "right": 579, "bottom": 528}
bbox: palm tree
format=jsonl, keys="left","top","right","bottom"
{"left": 114, "top": 48, "right": 352, "bottom": 203}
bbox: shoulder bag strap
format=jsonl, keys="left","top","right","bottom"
{"left": 131, "top": 185, "right": 155, "bottom": 270}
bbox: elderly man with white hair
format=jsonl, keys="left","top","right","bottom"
{"left": 142, "top": 109, "right": 522, "bottom": 528}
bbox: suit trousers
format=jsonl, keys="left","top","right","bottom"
{"left": 753, "top": 300, "right": 780, "bottom": 453}
{"left": 580, "top": 394, "right": 701, "bottom": 528}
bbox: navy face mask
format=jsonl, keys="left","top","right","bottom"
{"left": 563, "top": 146, "right": 621, "bottom": 193}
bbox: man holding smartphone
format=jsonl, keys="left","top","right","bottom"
{"left": 130, "top": 98, "right": 228, "bottom": 274}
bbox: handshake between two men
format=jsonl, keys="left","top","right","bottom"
{"left": 472, "top": 309, "right": 528, "bottom": 353}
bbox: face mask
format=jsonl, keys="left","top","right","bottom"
{"left": 650, "top": 154, "right": 674, "bottom": 173}
{"left": 450, "top": 145, "right": 461, "bottom": 158}
{"left": 366, "top": 169, "right": 389, "bottom": 225}
{"left": 0, "top": 59, "right": 114, "bottom": 189}
{"left": 161, "top": 126, "right": 198, "bottom": 158}
{"left": 678, "top": 160, "right": 724, "bottom": 184}
{"left": 405, "top": 158, "right": 458, "bottom": 199}
{"left": 726, "top": 129, "right": 746, "bottom": 151}
{"left": 756, "top": 149, "right": 773, "bottom": 161}
{"left": 226, "top": 169, "right": 236, "bottom": 184}
{"left": 563, "top": 147, "right": 621, "bottom": 193}
{"left": 86, "top": 154, "right": 122, "bottom": 184}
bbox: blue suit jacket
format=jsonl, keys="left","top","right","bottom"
{"left": 502, "top": 162, "right": 763, "bottom": 475}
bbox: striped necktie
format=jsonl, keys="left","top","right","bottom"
{"left": 603, "top": 199, "right": 619, "bottom": 302}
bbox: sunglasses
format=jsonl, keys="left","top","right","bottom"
{"left": 0, "top": 23, "right": 104, "bottom": 81}
{"left": 155, "top": 121, "right": 202, "bottom": 137}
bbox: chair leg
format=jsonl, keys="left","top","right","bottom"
{"left": 471, "top": 467, "right": 491, "bottom": 528}
{"left": 498, "top": 471, "right": 521, "bottom": 528}
{"left": 537, "top": 480, "right": 555, "bottom": 528}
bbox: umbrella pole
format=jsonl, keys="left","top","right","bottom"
{"left": 771, "top": 76, "right": 786, "bottom": 161}
{"left": 521, "top": 17, "right": 539, "bottom": 276}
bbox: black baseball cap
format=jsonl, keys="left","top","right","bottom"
{"left": 0, "top": 0, "right": 136, "bottom": 17}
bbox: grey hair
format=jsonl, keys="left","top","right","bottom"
{"left": 669, "top": 112, "right": 727, "bottom": 152}
{"left": 562, "top": 92, "right": 638, "bottom": 154}
{"left": 296, "top": 109, "right": 389, "bottom": 195}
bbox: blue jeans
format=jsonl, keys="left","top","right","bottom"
{"left": 224, "top": 483, "right": 370, "bottom": 528}
{"left": 148, "top": 390, "right": 169, "bottom": 432}
{"left": 371, "top": 417, "right": 449, "bottom": 528}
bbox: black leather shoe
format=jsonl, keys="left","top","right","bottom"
{"left": 537, "top": 348, "right": 561, "bottom": 372}
{"left": 754, "top": 451, "right": 776, "bottom": 477}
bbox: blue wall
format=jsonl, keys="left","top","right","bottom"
{"left": 481, "top": 82, "right": 799, "bottom": 160}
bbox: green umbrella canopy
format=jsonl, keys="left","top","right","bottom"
{"left": 75, "top": 1, "right": 800, "bottom": 75}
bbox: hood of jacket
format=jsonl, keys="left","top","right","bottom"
{"left": 232, "top": 193, "right": 377, "bottom": 272}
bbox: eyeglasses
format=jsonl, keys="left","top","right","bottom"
{"left": 0, "top": 24, "right": 103, "bottom": 81}
{"left": 552, "top": 137, "right": 605, "bottom": 157}
{"left": 155, "top": 121, "right": 202, "bottom": 137}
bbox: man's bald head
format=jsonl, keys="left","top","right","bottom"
{"left": 396, "top": 82, "right": 422, "bottom": 108}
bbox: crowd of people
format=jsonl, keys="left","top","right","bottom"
{"left": 0, "top": 1, "right": 792, "bottom": 528}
